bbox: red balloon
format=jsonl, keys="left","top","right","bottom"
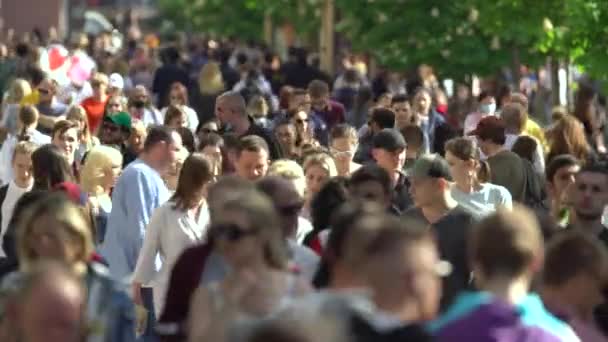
{"left": 48, "top": 47, "right": 67, "bottom": 71}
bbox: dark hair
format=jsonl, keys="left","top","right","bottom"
{"left": 477, "top": 91, "right": 493, "bottom": 102}
{"left": 545, "top": 154, "right": 580, "bottom": 184}
{"left": 308, "top": 79, "right": 329, "bottom": 98}
{"left": 237, "top": 135, "right": 269, "bottom": 157}
{"left": 349, "top": 164, "right": 392, "bottom": 196}
{"left": 542, "top": 231, "right": 608, "bottom": 287}
{"left": 310, "top": 177, "right": 350, "bottom": 233}
{"left": 400, "top": 125, "right": 424, "bottom": 151}
{"left": 143, "top": 125, "right": 176, "bottom": 152}
{"left": 3, "top": 190, "right": 49, "bottom": 261}
{"left": 17, "top": 105, "right": 39, "bottom": 142}
{"left": 51, "top": 120, "right": 79, "bottom": 141}
{"left": 31, "top": 144, "right": 75, "bottom": 190}
{"left": 511, "top": 136, "right": 538, "bottom": 165}
{"left": 445, "top": 137, "right": 490, "bottom": 183}
{"left": 176, "top": 127, "right": 195, "bottom": 153}
{"left": 171, "top": 153, "right": 213, "bottom": 211}
{"left": 198, "top": 132, "right": 224, "bottom": 151}
{"left": 501, "top": 103, "right": 528, "bottom": 134}
{"left": 391, "top": 94, "right": 410, "bottom": 105}
{"left": 370, "top": 108, "right": 396, "bottom": 130}
{"left": 578, "top": 158, "right": 608, "bottom": 179}
{"left": 163, "top": 105, "right": 185, "bottom": 127}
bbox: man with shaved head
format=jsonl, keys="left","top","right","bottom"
{"left": 215, "top": 91, "right": 282, "bottom": 159}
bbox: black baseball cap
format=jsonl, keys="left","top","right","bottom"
{"left": 373, "top": 129, "right": 407, "bottom": 151}
{"left": 410, "top": 154, "right": 453, "bottom": 181}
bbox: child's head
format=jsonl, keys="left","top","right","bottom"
{"left": 12, "top": 141, "right": 37, "bottom": 187}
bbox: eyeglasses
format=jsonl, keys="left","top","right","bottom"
{"left": 212, "top": 223, "right": 259, "bottom": 242}
{"left": 278, "top": 202, "right": 304, "bottom": 217}
{"left": 330, "top": 146, "right": 358, "bottom": 158}
{"left": 295, "top": 118, "right": 310, "bottom": 125}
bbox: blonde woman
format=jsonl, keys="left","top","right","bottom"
{"left": 1, "top": 79, "right": 32, "bottom": 137}
{"left": 8, "top": 192, "right": 136, "bottom": 341}
{"left": 302, "top": 153, "right": 338, "bottom": 219}
{"left": 194, "top": 62, "right": 225, "bottom": 124}
{"left": 65, "top": 105, "right": 100, "bottom": 163}
{"left": 80, "top": 145, "right": 123, "bottom": 244}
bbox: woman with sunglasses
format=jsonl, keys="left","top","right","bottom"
{"left": 188, "top": 189, "right": 308, "bottom": 342}
{"left": 289, "top": 109, "right": 318, "bottom": 154}
{"left": 329, "top": 124, "right": 361, "bottom": 177}
{"left": 132, "top": 153, "right": 213, "bottom": 317}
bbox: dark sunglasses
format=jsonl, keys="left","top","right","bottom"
{"left": 200, "top": 128, "right": 218, "bottom": 134}
{"left": 212, "top": 223, "right": 258, "bottom": 242}
{"left": 278, "top": 202, "right": 303, "bottom": 217}
{"left": 295, "top": 118, "right": 309, "bottom": 124}
{"left": 103, "top": 124, "right": 120, "bottom": 132}
{"left": 37, "top": 88, "right": 51, "bottom": 95}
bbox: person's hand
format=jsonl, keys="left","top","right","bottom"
{"left": 131, "top": 282, "right": 143, "bottom": 306}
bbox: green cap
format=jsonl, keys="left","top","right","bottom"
{"left": 410, "top": 154, "right": 453, "bottom": 181}
{"left": 104, "top": 111, "right": 132, "bottom": 130}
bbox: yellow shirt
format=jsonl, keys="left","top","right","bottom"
{"left": 524, "top": 118, "right": 548, "bottom": 152}
{"left": 19, "top": 90, "right": 39, "bottom": 106}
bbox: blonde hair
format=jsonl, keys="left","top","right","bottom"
{"left": 91, "top": 72, "right": 109, "bottom": 86}
{"left": 198, "top": 62, "right": 225, "bottom": 95}
{"left": 303, "top": 152, "right": 338, "bottom": 178}
{"left": 268, "top": 159, "right": 306, "bottom": 198}
{"left": 17, "top": 194, "right": 94, "bottom": 275}
{"left": 12, "top": 141, "right": 37, "bottom": 162}
{"left": 65, "top": 105, "right": 94, "bottom": 147}
{"left": 6, "top": 78, "right": 32, "bottom": 104}
{"left": 80, "top": 145, "right": 123, "bottom": 196}
{"left": 247, "top": 95, "right": 269, "bottom": 118}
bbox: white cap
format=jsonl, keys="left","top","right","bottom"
{"left": 109, "top": 73, "right": 124, "bottom": 90}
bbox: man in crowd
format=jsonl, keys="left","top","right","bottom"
{"left": 501, "top": 102, "right": 545, "bottom": 174}
{"left": 235, "top": 135, "right": 270, "bottom": 181}
{"left": 34, "top": 77, "right": 68, "bottom": 133}
{"left": 215, "top": 91, "right": 282, "bottom": 159}
{"left": 354, "top": 107, "right": 396, "bottom": 164}
{"left": 308, "top": 79, "right": 345, "bottom": 130}
{"left": 350, "top": 164, "right": 400, "bottom": 215}
{"left": 430, "top": 206, "right": 580, "bottom": 341}
{"left": 544, "top": 155, "right": 580, "bottom": 228}
{"left": 470, "top": 116, "right": 527, "bottom": 202}
{"left": 372, "top": 128, "right": 412, "bottom": 211}
{"left": 404, "top": 154, "right": 475, "bottom": 310}
{"left": 505, "top": 92, "right": 548, "bottom": 151}
{"left": 541, "top": 231, "right": 608, "bottom": 341}
{"left": 99, "top": 111, "right": 137, "bottom": 166}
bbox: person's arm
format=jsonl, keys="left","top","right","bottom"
{"left": 132, "top": 204, "right": 165, "bottom": 305}
{"left": 37, "top": 114, "right": 63, "bottom": 130}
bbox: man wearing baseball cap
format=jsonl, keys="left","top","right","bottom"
{"left": 372, "top": 128, "right": 413, "bottom": 212}
{"left": 108, "top": 73, "right": 125, "bottom": 96}
{"left": 469, "top": 116, "right": 527, "bottom": 202}
{"left": 99, "top": 112, "right": 136, "bottom": 166}
{"left": 403, "top": 154, "right": 476, "bottom": 310}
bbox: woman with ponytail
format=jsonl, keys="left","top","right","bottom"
{"left": 444, "top": 137, "right": 512, "bottom": 219}
{"left": 0, "top": 105, "right": 50, "bottom": 185}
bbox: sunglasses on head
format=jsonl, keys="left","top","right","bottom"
{"left": 212, "top": 223, "right": 258, "bottom": 242}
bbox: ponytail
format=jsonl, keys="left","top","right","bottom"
{"left": 16, "top": 127, "right": 30, "bottom": 142}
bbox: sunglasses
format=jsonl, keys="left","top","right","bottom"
{"left": 295, "top": 118, "right": 309, "bottom": 124}
{"left": 38, "top": 88, "right": 51, "bottom": 95}
{"left": 212, "top": 223, "right": 258, "bottom": 242}
{"left": 103, "top": 124, "right": 120, "bottom": 132}
{"left": 278, "top": 202, "right": 303, "bottom": 217}
{"left": 200, "top": 128, "right": 218, "bottom": 134}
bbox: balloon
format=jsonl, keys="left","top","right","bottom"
{"left": 48, "top": 45, "right": 68, "bottom": 71}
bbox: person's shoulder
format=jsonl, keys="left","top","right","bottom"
{"left": 329, "top": 99, "right": 345, "bottom": 111}
{"left": 481, "top": 182, "right": 512, "bottom": 197}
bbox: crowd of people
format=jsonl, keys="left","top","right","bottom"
{"left": 0, "top": 26, "right": 606, "bottom": 342}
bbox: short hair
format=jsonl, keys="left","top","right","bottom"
{"left": 511, "top": 136, "right": 537, "bottom": 165}
{"left": 391, "top": 94, "right": 410, "bottom": 105}
{"left": 477, "top": 90, "right": 493, "bottom": 102}
{"left": 176, "top": 127, "right": 195, "bottom": 153}
{"left": 267, "top": 159, "right": 306, "bottom": 198}
{"left": 308, "top": 79, "right": 329, "bottom": 98}
{"left": 80, "top": 145, "right": 123, "bottom": 195}
{"left": 90, "top": 72, "right": 109, "bottom": 86}
{"left": 291, "top": 88, "right": 309, "bottom": 98}
{"left": 172, "top": 153, "right": 214, "bottom": 211}
{"left": 143, "top": 125, "right": 176, "bottom": 152}
{"left": 469, "top": 206, "right": 542, "bottom": 279}
{"left": 370, "top": 107, "right": 396, "bottom": 129}
{"left": 400, "top": 125, "right": 424, "bottom": 151}
{"left": 12, "top": 141, "right": 37, "bottom": 161}
{"left": 509, "top": 92, "right": 529, "bottom": 110}
{"left": 163, "top": 105, "right": 186, "bottom": 126}
{"left": 217, "top": 91, "right": 247, "bottom": 117}
{"left": 207, "top": 175, "right": 255, "bottom": 219}
{"left": 501, "top": 103, "right": 528, "bottom": 133}
{"left": 17, "top": 193, "right": 94, "bottom": 274}
{"left": 302, "top": 153, "right": 338, "bottom": 178}
{"left": 198, "top": 132, "right": 224, "bottom": 151}
{"left": 330, "top": 124, "right": 358, "bottom": 146}
{"left": 51, "top": 120, "right": 79, "bottom": 140}
{"left": 349, "top": 164, "right": 392, "bottom": 196}
{"left": 545, "top": 154, "right": 580, "bottom": 184}
{"left": 310, "top": 177, "right": 350, "bottom": 232}
{"left": 18, "top": 105, "right": 39, "bottom": 126}
{"left": 578, "top": 158, "right": 608, "bottom": 182}
{"left": 236, "top": 135, "right": 269, "bottom": 157}
{"left": 542, "top": 231, "right": 608, "bottom": 287}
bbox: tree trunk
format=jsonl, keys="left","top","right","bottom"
{"left": 319, "top": 0, "right": 335, "bottom": 75}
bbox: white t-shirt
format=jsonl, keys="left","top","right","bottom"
{"left": 160, "top": 105, "right": 199, "bottom": 134}
{"left": 0, "top": 180, "right": 32, "bottom": 257}
{"left": 450, "top": 182, "right": 512, "bottom": 219}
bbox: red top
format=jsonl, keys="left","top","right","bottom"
{"left": 81, "top": 97, "right": 107, "bottom": 134}
{"left": 316, "top": 100, "right": 346, "bottom": 130}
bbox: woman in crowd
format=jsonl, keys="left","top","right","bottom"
{"left": 0, "top": 105, "right": 50, "bottom": 185}
{"left": 11, "top": 192, "right": 135, "bottom": 341}
{"left": 547, "top": 115, "right": 594, "bottom": 164}
{"left": 65, "top": 105, "right": 100, "bottom": 163}
{"left": 198, "top": 133, "right": 224, "bottom": 181}
{"left": 274, "top": 120, "right": 299, "bottom": 160}
{"left": 163, "top": 105, "right": 188, "bottom": 130}
{"left": 188, "top": 189, "right": 308, "bottom": 342}
{"left": 161, "top": 82, "right": 199, "bottom": 134}
{"left": 1, "top": 78, "right": 32, "bottom": 138}
{"left": 176, "top": 126, "right": 196, "bottom": 153}
{"left": 444, "top": 137, "right": 512, "bottom": 219}
{"left": 104, "top": 94, "right": 127, "bottom": 118}
{"left": 31, "top": 144, "right": 75, "bottom": 191}
{"left": 463, "top": 91, "right": 496, "bottom": 135}
{"left": 302, "top": 153, "right": 338, "bottom": 220}
{"left": 290, "top": 110, "right": 318, "bottom": 153}
{"left": 80, "top": 72, "right": 110, "bottom": 134}
{"left": 133, "top": 153, "right": 213, "bottom": 317}
{"left": 80, "top": 145, "right": 123, "bottom": 245}
{"left": 573, "top": 83, "right": 607, "bottom": 154}
{"left": 329, "top": 124, "right": 361, "bottom": 177}
{"left": 512, "top": 136, "right": 543, "bottom": 175}
{"left": 50, "top": 120, "right": 80, "bottom": 177}
{"left": 193, "top": 61, "right": 225, "bottom": 127}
